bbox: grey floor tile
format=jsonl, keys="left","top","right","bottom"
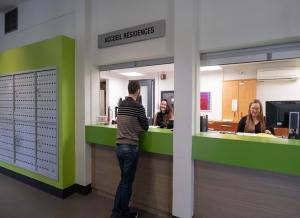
{"left": 0, "top": 174, "right": 157, "bottom": 218}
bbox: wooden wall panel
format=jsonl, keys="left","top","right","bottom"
{"left": 92, "top": 145, "right": 172, "bottom": 217}
{"left": 222, "top": 79, "right": 257, "bottom": 122}
{"left": 238, "top": 79, "right": 257, "bottom": 119}
{"left": 194, "top": 161, "right": 300, "bottom": 218}
{"left": 222, "top": 81, "right": 239, "bottom": 122}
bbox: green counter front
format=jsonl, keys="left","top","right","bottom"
{"left": 85, "top": 124, "right": 173, "bottom": 155}
{"left": 193, "top": 132, "right": 300, "bottom": 176}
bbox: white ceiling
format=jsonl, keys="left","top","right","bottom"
{"left": 0, "top": 0, "right": 27, "bottom": 12}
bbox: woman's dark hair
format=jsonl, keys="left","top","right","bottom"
{"left": 128, "top": 80, "right": 140, "bottom": 94}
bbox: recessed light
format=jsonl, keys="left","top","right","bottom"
{"left": 200, "top": 65, "right": 222, "bottom": 71}
{"left": 119, "top": 72, "right": 144, "bottom": 77}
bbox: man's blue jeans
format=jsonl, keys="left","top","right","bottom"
{"left": 113, "top": 144, "right": 139, "bottom": 216}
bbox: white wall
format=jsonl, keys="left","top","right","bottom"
{"left": 223, "top": 68, "right": 257, "bottom": 81}
{"left": 156, "top": 71, "right": 174, "bottom": 112}
{"left": 199, "top": 0, "right": 300, "bottom": 52}
{"left": 0, "top": 0, "right": 75, "bottom": 51}
{"left": 91, "top": 67, "right": 100, "bottom": 124}
{"left": 199, "top": 70, "right": 223, "bottom": 120}
{"left": 257, "top": 79, "right": 300, "bottom": 114}
{"left": 100, "top": 71, "right": 129, "bottom": 118}
{"left": 91, "top": 0, "right": 174, "bottom": 65}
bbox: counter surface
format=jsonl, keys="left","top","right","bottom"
{"left": 85, "top": 124, "right": 173, "bottom": 155}
{"left": 193, "top": 132, "right": 300, "bottom": 176}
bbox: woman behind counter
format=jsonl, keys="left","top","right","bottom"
{"left": 237, "top": 99, "right": 273, "bottom": 134}
{"left": 153, "top": 99, "right": 174, "bottom": 128}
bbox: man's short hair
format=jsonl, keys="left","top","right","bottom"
{"left": 128, "top": 80, "right": 140, "bottom": 94}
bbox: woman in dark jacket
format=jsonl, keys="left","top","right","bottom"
{"left": 153, "top": 99, "right": 174, "bottom": 128}
{"left": 237, "top": 99, "right": 274, "bottom": 134}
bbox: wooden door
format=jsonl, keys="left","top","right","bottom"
{"left": 222, "top": 81, "right": 239, "bottom": 122}
{"left": 238, "top": 79, "right": 257, "bottom": 120}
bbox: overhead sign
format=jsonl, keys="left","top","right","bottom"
{"left": 98, "top": 20, "right": 165, "bottom": 49}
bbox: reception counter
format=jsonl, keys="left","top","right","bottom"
{"left": 85, "top": 124, "right": 173, "bottom": 217}
{"left": 85, "top": 125, "right": 300, "bottom": 176}
{"left": 85, "top": 124, "right": 173, "bottom": 155}
{"left": 192, "top": 132, "right": 300, "bottom": 218}
{"left": 86, "top": 125, "right": 300, "bottom": 217}
{"left": 86, "top": 126, "right": 300, "bottom": 176}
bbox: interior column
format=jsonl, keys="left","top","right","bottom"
{"left": 173, "top": 0, "right": 199, "bottom": 217}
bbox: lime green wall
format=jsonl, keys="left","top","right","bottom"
{"left": 0, "top": 36, "right": 75, "bottom": 189}
{"left": 60, "top": 36, "right": 75, "bottom": 188}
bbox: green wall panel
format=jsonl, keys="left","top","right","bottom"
{"left": 0, "top": 36, "right": 75, "bottom": 189}
{"left": 60, "top": 37, "right": 75, "bottom": 188}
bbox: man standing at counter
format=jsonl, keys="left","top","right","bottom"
{"left": 111, "top": 81, "right": 149, "bottom": 218}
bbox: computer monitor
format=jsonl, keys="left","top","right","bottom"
{"left": 266, "top": 101, "right": 300, "bottom": 128}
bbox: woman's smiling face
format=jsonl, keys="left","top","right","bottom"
{"left": 250, "top": 102, "right": 260, "bottom": 118}
{"left": 160, "top": 100, "right": 168, "bottom": 112}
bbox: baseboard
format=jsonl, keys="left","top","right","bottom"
{"left": 0, "top": 166, "right": 92, "bottom": 198}
{"left": 62, "top": 183, "right": 92, "bottom": 198}
{"left": 73, "top": 183, "right": 93, "bottom": 195}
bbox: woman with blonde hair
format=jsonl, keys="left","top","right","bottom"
{"left": 237, "top": 99, "right": 273, "bottom": 134}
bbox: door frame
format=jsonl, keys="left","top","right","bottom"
{"left": 132, "top": 79, "right": 155, "bottom": 119}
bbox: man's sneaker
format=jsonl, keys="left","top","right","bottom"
{"left": 128, "top": 211, "right": 138, "bottom": 218}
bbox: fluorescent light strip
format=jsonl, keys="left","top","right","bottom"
{"left": 200, "top": 65, "right": 222, "bottom": 71}
{"left": 119, "top": 72, "right": 144, "bottom": 77}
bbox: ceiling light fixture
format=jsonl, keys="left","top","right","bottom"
{"left": 119, "top": 72, "right": 144, "bottom": 77}
{"left": 200, "top": 65, "right": 222, "bottom": 71}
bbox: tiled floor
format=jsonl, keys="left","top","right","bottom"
{"left": 0, "top": 173, "right": 156, "bottom": 218}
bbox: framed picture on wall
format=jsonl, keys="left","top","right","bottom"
{"left": 200, "top": 92, "right": 211, "bottom": 111}
{"left": 161, "top": 91, "right": 174, "bottom": 109}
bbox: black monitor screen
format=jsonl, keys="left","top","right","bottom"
{"left": 266, "top": 101, "right": 300, "bottom": 128}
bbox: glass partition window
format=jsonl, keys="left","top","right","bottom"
{"left": 98, "top": 64, "right": 174, "bottom": 127}
{"left": 198, "top": 58, "right": 300, "bottom": 138}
